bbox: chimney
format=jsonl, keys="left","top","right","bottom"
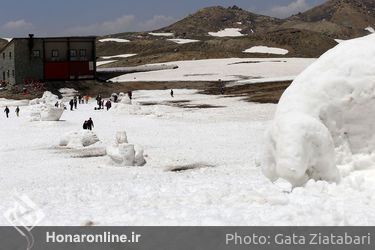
{"left": 28, "top": 34, "right": 34, "bottom": 52}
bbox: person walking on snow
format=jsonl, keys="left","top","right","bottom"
{"left": 74, "top": 96, "right": 78, "bottom": 109}
{"left": 4, "top": 106, "right": 10, "bottom": 118}
{"left": 105, "top": 100, "right": 112, "bottom": 111}
{"left": 87, "top": 118, "right": 94, "bottom": 130}
{"left": 15, "top": 106, "right": 20, "bottom": 117}
{"left": 69, "top": 99, "right": 74, "bottom": 111}
{"left": 170, "top": 89, "right": 174, "bottom": 97}
{"left": 85, "top": 95, "right": 89, "bottom": 104}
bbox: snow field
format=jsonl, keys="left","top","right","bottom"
{"left": 111, "top": 58, "right": 315, "bottom": 82}
{"left": 1, "top": 88, "right": 375, "bottom": 225}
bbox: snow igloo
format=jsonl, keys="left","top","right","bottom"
{"left": 263, "top": 34, "right": 375, "bottom": 186}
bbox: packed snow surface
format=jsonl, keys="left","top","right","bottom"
{"left": 243, "top": 46, "right": 289, "bottom": 55}
{"left": 101, "top": 54, "right": 137, "bottom": 59}
{"left": 98, "top": 38, "right": 130, "bottom": 43}
{"left": 208, "top": 28, "right": 245, "bottom": 37}
{"left": 149, "top": 32, "right": 174, "bottom": 37}
{"left": 2, "top": 38, "right": 12, "bottom": 42}
{"left": 264, "top": 33, "right": 375, "bottom": 187}
{"left": 2, "top": 87, "right": 375, "bottom": 225}
{"left": 334, "top": 39, "right": 345, "bottom": 43}
{"left": 167, "top": 39, "right": 200, "bottom": 44}
{"left": 365, "top": 27, "right": 375, "bottom": 33}
{"left": 111, "top": 58, "right": 315, "bottom": 82}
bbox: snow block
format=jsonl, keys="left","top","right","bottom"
{"left": 106, "top": 131, "right": 145, "bottom": 166}
{"left": 263, "top": 33, "right": 375, "bottom": 186}
{"left": 29, "top": 92, "right": 64, "bottom": 121}
{"left": 59, "top": 130, "right": 100, "bottom": 148}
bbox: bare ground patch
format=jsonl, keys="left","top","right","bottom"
{"left": 167, "top": 163, "right": 215, "bottom": 172}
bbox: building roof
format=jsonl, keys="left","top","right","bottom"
{"left": 0, "top": 36, "right": 97, "bottom": 54}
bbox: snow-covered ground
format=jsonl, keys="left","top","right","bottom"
{"left": 111, "top": 58, "right": 315, "bottom": 82}
{"left": 98, "top": 38, "right": 130, "bottom": 43}
{"left": 208, "top": 28, "right": 245, "bottom": 37}
{"left": 101, "top": 54, "right": 137, "bottom": 59}
{"left": 149, "top": 32, "right": 174, "bottom": 37}
{"left": 167, "top": 39, "right": 200, "bottom": 44}
{"left": 97, "top": 60, "right": 117, "bottom": 66}
{"left": 243, "top": 46, "right": 289, "bottom": 55}
{"left": 1, "top": 88, "right": 375, "bottom": 226}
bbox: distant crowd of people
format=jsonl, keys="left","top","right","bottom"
{"left": 3, "top": 89, "right": 180, "bottom": 131}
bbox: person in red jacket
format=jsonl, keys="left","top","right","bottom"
{"left": 105, "top": 100, "right": 112, "bottom": 111}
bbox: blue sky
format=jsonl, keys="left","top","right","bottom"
{"left": 0, "top": 0, "right": 326, "bottom": 37}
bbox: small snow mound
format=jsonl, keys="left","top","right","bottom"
{"left": 99, "top": 38, "right": 130, "bottom": 43}
{"left": 263, "top": 33, "right": 375, "bottom": 186}
{"left": 167, "top": 39, "right": 200, "bottom": 44}
{"left": 208, "top": 28, "right": 245, "bottom": 37}
{"left": 106, "top": 131, "right": 145, "bottom": 166}
{"left": 149, "top": 32, "right": 174, "bottom": 37}
{"left": 243, "top": 46, "right": 288, "bottom": 55}
{"left": 60, "top": 130, "right": 100, "bottom": 148}
{"left": 365, "top": 27, "right": 375, "bottom": 33}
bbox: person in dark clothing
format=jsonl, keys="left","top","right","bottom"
{"left": 15, "top": 106, "right": 20, "bottom": 117}
{"left": 69, "top": 99, "right": 74, "bottom": 111}
{"left": 4, "top": 106, "right": 10, "bottom": 118}
{"left": 55, "top": 101, "right": 59, "bottom": 107}
{"left": 96, "top": 94, "right": 102, "bottom": 109}
{"left": 105, "top": 100, "right": 112, "bottom": 111}
{"left": 128, "top": 91, "right": 132, "bottom": 99}
{"left": 83, "top": 120, "right": 88, "bottom": 130}
{"left": 114, "top": 95, "right": 118, "bottom": 103}
{"left": 86, "top": 118, "right": 94, "bottom": 130}
{"left": 221, "top": 87, "right": 225, "bottom": 95}
{"left": 170, "top": 89, "right": 174, "bottom": 97}
{"left": 74, "top": 97, "right": 78, "bottom": 109}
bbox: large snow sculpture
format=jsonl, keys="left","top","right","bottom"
{"left": 29, "top": 91, "right": 64, "bottom": 121}
{"left": 263, "top": 34, "right": 375, "bottom": 186}
{"left": 106, "top": 131, "right": 146, "bottom": 166}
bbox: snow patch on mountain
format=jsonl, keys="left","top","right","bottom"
{"left": 208, "top": 28, "right": 245, "bottom": 37}
{"left": 243, "top": 46, "right": 288, "bottom": 55}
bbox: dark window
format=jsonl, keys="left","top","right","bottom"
{"left": 52, "top": 50, "right": 59, "bottom": 57}
{"left": 79, "top": 49, "right": 86, "bottom": 57}
{"left": 32, "top": 50, "right": 40, "bottom": 57}
{"left": 70, "top": 49, "right": 77, "bottom": 57}
{"left": 9, "top": 52, "right": 11, "bottom": 59}
{"left": 12, "top": 70, "right": 15, "bottom": 77}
